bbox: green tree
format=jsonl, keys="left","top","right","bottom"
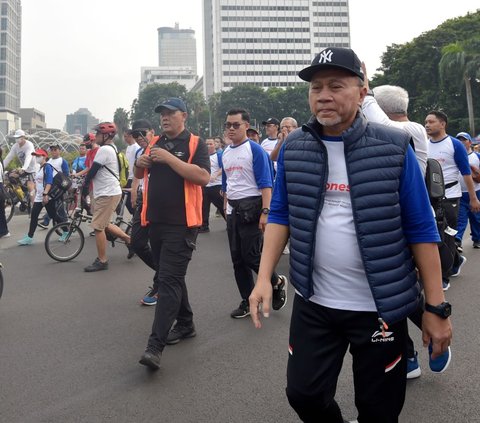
{"left": 370, "top": 10, "right": 480, "bottom": 134}
{"left": 439, "top": 38, "right": 480, "bottom": 135}
{"left": 113, "top": 107, "right": 130, "bottom": 148}
{"left": 130, "top": 82, "right": 188, "bottom": 134}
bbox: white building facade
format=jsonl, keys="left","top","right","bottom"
{"left": 203, "top": 0, "right": 350, "bottom": 98}
{"left": 139, "top": 24, "right": 198, "bottom": 93}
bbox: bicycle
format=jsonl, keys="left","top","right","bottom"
{"left": 3, "top": 170, "right": 32, "bottom": 223}
{"left": 44, "top": 194, "right": 132, "bottom": 262}
{"left": 0, "top": 262, "right": 3, "bottom": 299}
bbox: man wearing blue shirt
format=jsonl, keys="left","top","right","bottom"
{"left": 249, "top": 47, "right": 452, "bottom": 423}
{"left": 222, "top": 108, "right": 287, "bottom": 319}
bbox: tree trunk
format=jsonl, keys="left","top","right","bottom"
{"left": 464, "top": 75, "right": 475, "bottom": 135}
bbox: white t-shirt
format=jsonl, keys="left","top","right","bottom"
{"left": 125, "top": 142, "right": 140, "bottom": 180}
{"left": 3, "top": 140, "right": 38, "bottom": 173}
{"left": 206, "top": 152, "right": 222, "bottom": 187}
{"left": 460, "top": 152, "right": 480, "bottom": 193}
{"left": 260, "top": 137, "right": 278, "bottom": 157}
{"left": 92, "top": 144, "right": 122, "bottom": 198}
{"left": 362, "top": 96, "right": 428, "bottom": 176}
{"left": 34, "top": 166, "right": 46, "bottom": 202}
{"left": 310, "top": 138, "right": 376, "bottom": 312}
{"left": 428, "top": 136, "right": 468, "bottom": 199}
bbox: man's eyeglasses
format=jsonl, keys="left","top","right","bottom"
{"left": 224, "top": 122, "right": 244, "bottom": 129}
{"left": 132, "top": 130, "right": 147, "bottom": 139}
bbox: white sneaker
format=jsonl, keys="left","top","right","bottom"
{"left": 282, "top": 245, "right": 290, "bottom": 255}
{"left": 0, "top": 232, "right": 11, "bottom": 238}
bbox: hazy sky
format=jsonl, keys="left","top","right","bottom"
{"left": 21, "top": 0, "right": 479, "bottom": 130}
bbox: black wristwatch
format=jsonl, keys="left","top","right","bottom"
{"left": 425, "top": 301, "right": 452, "bottom": 319}
{"left": 261, "top": 208, "right": 270, "bottom": 215}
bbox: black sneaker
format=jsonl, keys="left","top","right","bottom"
{"left": 272, "top": 275, "right": 288, "bottom": 311}
{"left": 84, "top": 258, "right": 109, "bottom": 272}
{"left": 198, "top": 226, "right": 210, "bottom": 233}
{"left": 473, "top": 241, "right": 480, "bottom": 249}
{"left": 139, "top": 347, "right": 162, "bottom": 370}
{"left": 230, "top": 300, "right": 250, "bottom": 319}
{"left": 166, "top": 323, "right": 196, "bottom": 345}
{"left": 127, "top": 245, "right": 135, "bottom": 259}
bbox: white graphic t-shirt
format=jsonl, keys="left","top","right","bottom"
{"left": 460, "top": 152, "right": 480, "bottom": 193}
{"left": 310, "top": 137, "right": 376, "bottom": 312}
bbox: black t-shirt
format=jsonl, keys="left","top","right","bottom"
{"left": 147, "top": 130, "right": 210, "bottom": 225}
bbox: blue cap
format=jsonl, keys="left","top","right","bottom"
{"left": 456, "top": 132, "right": 472, "bottom": 142}
{"left": 155, "top": 98, "right": 187, "bottom": 113}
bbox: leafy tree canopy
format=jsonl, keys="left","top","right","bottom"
{"left": 371, "top": 10, "right": 480, "bottom": 135}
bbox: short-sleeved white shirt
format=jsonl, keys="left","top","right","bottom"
{"left": 92, "top": 144, "right": 122, "bottom": 198}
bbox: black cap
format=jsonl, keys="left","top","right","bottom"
{"left": 154, "top": 97, "right": 187, "bottom": 113}
{"left": 298, "top": 47, "right": 364, "bottom": 82}
{"left": 131, "top": 119, "right": 153, "bottom": 131}
{"left": 262, "top": 118, "right": 280, "bottom": 126}
{"left": 246, "top": 128, "right": 260, "bottom": 135}
{"left": 49, "top": 142, "right": 60, "bottom": 149}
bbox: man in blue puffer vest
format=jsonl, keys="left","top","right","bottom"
{"left": 249, "top": 47, "right": 452, "bottom": 423}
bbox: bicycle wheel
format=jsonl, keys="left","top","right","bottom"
{"left": 45, "top": 222, "right": 85, "bottom": 262}
{"left": 4, "top": 188, "right": 15, "bottom": 223}
{"left": 0, "top": 263, "right": 4, "bottom": 298}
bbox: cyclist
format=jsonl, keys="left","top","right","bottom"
{"left": 17, "top": 149, "right": 68, "bottom": 245}
{"left": 3, "top": 130, "right": 38, "bottom": 203}
{"left": 38, "top": 143, "right": 70, "bottom": 229}
{"left": 0, "top": 146, "right": 10, "bottom": 238}
{"left": 72, "top": 143, "right": 88, "bottom": 174}
{"left": 82, "top": 122, "right": 130, "bottom": 272}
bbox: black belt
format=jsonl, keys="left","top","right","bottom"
{"left": 445, "top": 181, "right": 459, "bottom": 189}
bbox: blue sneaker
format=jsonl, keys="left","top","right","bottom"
{"left": 141, "top": 287, "right": 158, "bottom": 306}
{"left": 407, "top": 352, "right": 421, "bottom": 379}
{"left": 442, "top": 280, "right": 450, "bottom": 291}
{"left": 17, "top": 235, "right": 33, "bottom": 245}
{"left": 58, "top": 232, "right": 69, "bottom": 242}
{"left": 429, "top": 344, "right": 451, "bottom": 373}
{"left": 450, "top": 255, "right": 467, "bottom": 277}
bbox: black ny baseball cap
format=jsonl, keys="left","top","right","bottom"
{"left": 298, "top": 47, "right": 364, "bottom": 82}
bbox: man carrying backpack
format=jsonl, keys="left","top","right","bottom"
{"left": 82, "top": 122, "right": 130, "bottom": 272}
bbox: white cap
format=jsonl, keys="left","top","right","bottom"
{"left": 13, "top": 129, "right": 26, "bottom": 138}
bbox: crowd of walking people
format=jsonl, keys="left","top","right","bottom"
{"left": 2, "top": 45, "right": 480, "bottom": 422}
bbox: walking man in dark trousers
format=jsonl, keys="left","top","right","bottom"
{"left": 134, "top": 98, "right": 210, "bottom": 370}
{"left": 249, "top": 47, "right": 452, "bottom": 423}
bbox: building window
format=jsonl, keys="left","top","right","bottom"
{"left": 1, "top": 3, "right": 7, "bottom": 16}
{"left": 1, "top": 17, "right": 6, "bottom": 30}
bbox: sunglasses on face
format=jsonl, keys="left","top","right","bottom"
{"left": 224, "top": 122, "right": 244, "bottom": 129}
{"left": 132, "top": 130, "right": 147, "bottom": 139}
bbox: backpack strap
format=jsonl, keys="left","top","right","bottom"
{"left": 103, "top": 144, "right": 121, "bottom": 182}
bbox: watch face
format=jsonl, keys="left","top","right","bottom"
{"left": 444, "top": 303, "right": 452, "bottom": 316}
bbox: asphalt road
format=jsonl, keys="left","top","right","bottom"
{"left": 0, "top": 213, "right": 479, "bottom": 423}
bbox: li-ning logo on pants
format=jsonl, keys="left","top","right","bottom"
{"left": 371, "top": 330, "right": 395, "bottom": 343}
{"left": 318, "top": 49, "right": 334, "bottom": 64}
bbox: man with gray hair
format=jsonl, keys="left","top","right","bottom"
{"left": 361, "top": 71, "right": 428, "bottom": 176}
{"left": 270, "top": 117, "right": 298, "bottom": 162}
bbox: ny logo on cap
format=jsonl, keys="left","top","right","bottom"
{"left": 318, "top": 49, "right": 334, "bottom": 64}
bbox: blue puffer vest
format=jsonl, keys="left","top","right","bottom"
{"left": 284, "top": 112, "right": 420, "bottom": 325}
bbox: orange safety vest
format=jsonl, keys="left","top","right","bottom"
{"left": 140, "top": 134, "right": 203, "bottom": 228}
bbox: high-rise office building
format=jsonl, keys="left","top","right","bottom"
{"left": 139, "top": 23, "right": 198, "bottom": 92}
{"left": 158, "top": 23, "right": 197, "bottom": 74}
{"left": 0, "top": 0, "right": 21, "bottom": 134}
{"left": 203, "top": 0, "right": 350, "bottom": 97}
{"left": 65, "top": 108, "right": 99, "bottom": 135}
